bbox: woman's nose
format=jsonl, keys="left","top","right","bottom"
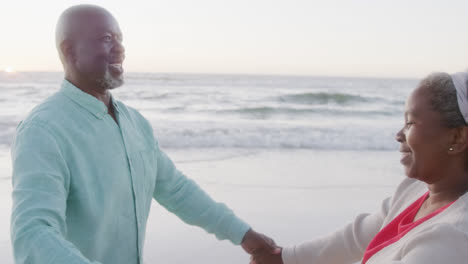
{"left": 395, "top": 127, "right": 405, "bottom": 143}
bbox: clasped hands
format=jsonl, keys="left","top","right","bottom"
{"left": 241, "top": 229, "right": 283, "bottom": 264}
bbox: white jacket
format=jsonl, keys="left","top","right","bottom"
{"left": 282, "top": 178, "right": 468, "bottom": 264}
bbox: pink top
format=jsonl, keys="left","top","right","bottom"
{"left": 362, "top": 191, "right": 455, "bottom": 264}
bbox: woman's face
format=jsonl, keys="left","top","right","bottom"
{"left": 396, "top": 86, "right": 453, "bottom": 183}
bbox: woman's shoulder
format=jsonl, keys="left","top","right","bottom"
{"left": 446, "top": 192, "right": 468, "bottom": 229}
{"left": 410, "top": 190, "right": 468, "bottom": 238}
{"left": 383, "top": 187, "right": 468, "bottom": 263}
{"left": 392, "top": 179, "right": 468, "bottom": 226}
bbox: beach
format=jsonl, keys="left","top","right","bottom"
{"left": 0, "top": 72, "right": 411, "bottom": 263}
{"left": 1, "top": 148, "right": 404, "bottom": 263}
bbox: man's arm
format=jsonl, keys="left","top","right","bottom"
{"left": 152, "top": 142, "right": 279, "bottom": 252}
{"left": 11, "top": 121, "right": 99, "bottom": 264}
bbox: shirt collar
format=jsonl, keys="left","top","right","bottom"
{"left": 60, "top": 79, "right": 117, "bottom": 119}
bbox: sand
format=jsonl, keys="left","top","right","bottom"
{"left": 0, "top": 148, "right": 404, "bottom": 263}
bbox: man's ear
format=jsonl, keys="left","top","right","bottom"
{"left": 60, "top": 40, "right": 74, "bottom": 63}
{"left": 449, "top": 126, "right": 468, "bottom": 154}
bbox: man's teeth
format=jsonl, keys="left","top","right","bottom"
{"left": 109, "top": 64, "right": 123, "bottom": 71}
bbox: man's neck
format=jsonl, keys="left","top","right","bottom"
{"left": 65, "top": 76, "right": 112, "bottom": 108}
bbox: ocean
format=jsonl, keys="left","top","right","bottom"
{"left": 0, "top": 72, "right": 413, "bottom": 263}
{"left": 0, "top": 72, "right": 416, "bottom": 151}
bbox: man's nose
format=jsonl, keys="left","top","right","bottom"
{"left": 113, "top": 41, "right": 125, "bottom": 56}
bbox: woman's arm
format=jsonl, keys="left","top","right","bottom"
{"left": 281, "top": 197, "right": 391, "bottom": 264}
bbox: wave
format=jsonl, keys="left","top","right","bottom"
{"left": 216, "top": 106, "right": 400, "bottom": 118}
{"left": 0, "top": 72, "right": 411, "bottom": 152}
{"left": 278, "top": 92, "right": 371, "bottom": 105}
{"left": 151, "top": 123, "right": 400, "bottom": 150}
{"left": 277, "top": 92, "right": 405, "bottom": 106}
{"left": 219, "top": 107, "right": 312, "bottom": 117}
{"left": 140, "top": 93, "right": 170, "bottom": 100}
{"left": 0, "top": 115, "right": 401, "bottom": 151}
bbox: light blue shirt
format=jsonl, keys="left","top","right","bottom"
{"left": 11, "top": 80, "right": 250, "bottom": 264}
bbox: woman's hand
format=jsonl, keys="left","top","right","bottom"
{"left": 241, "top": 229, "right": 281, "bottom": 255}
{"left": 250, "top": 247, "right": 283, "bottom": 264}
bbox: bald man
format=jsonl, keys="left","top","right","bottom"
{"left": 10, "top": 5, "right": 279, "bottom": 264}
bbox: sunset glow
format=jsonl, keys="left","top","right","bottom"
{"left": 4, "top": 67, "right": 15, "bottom": 73}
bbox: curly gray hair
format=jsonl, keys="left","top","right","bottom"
{"left": 419, "top": 72, "right": 467, "bottom": 128}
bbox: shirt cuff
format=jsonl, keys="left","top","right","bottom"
{"left": 228, "top": 218, "right": 251, "bottom": 245}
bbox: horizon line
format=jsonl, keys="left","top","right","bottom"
{"left": 1, "top": 70, "right": 420, "bottom": 81}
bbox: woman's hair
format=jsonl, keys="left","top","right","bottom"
{"left": 420, "top": 72, "right": 467, "bottom": 128}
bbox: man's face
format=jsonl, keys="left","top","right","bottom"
{"left": 70, "top": 11, "right": 125, "bottom": 90}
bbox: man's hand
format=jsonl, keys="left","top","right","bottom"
{"left": 241, "top": 229, "right": 281, "bottom": 257}
{"left": 250, "top": 248, "right": 284, "bottom": 264}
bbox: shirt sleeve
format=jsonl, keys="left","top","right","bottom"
{"left": 282, "top": 196, "right": 392, "bottom": 264}
{"left": 390, "top": 224, "right": 468, "bottom": 264}
{"left": 11, "top": 121, "right": 100, "bottom": 264}
{"left": 152, "top": 142, "right": 251, "bottom": 245}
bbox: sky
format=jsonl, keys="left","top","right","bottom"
{"left": 1, "top": 0, "right": 467, "bottom": 78}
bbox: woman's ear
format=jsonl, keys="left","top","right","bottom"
{"left": 448, "top": 127, "right": 468, "bottom": 154}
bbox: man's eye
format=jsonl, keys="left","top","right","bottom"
{"left": 102, "top": 36, "right": 112, "bottom": 42}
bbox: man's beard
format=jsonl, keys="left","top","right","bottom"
{"left": 96, "top": 70, "right": 124, "bottom": 90}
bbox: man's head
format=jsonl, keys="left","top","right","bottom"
{"left": 56, "top": 5, "right": 125, "bottom": 91}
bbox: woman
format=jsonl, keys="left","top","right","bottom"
{"left": 252, "top": 72, "right": 468, "bottom": 264}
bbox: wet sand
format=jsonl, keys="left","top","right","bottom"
{"left": 0, "top": 149, "right": 404, "bottom": 263}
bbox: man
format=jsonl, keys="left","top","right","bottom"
{"left": 10, "top": 5, "right": 279, "bottom": 264}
